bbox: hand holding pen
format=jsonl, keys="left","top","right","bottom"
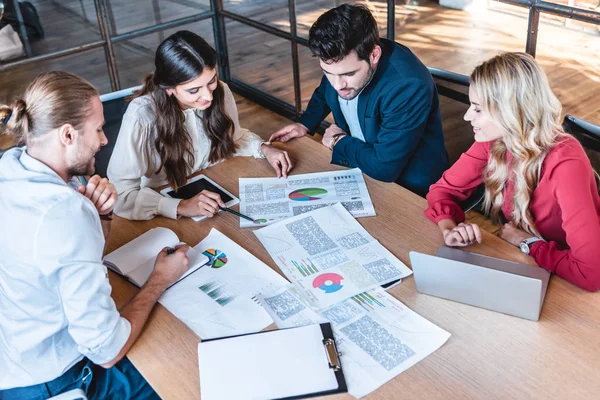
{"left": 151, "top": 245, "right": 190, "bottom": 288}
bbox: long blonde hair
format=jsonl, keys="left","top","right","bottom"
{"left": 471, "top": 52, "right": 566, "bottom": 237}
{"left": 0, "top": 71, "right": 98, "bottom": 145}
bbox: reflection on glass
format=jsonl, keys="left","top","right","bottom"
{"left": 115, "top": 20, "right": 215, "bottom": 89}
{"left": 227, "top": 19, "right": 295, "bottom": 105}
{"left": 295, "top": 0, "right": 387, "bottom": 39}
{"left": 536, "top": 19, "right": 600, "bottom": 126}
{"left": 0, "top": 48, "right": 111, "bottom": 103}
{"left": 106, "top": 0, "right": 211, "bottom": 35}
{"left": 539, "top": 0, "right": 600, "bottom": 11}
{"left": 223, "top": 0, "right": 290, "bottom": 32}
{"left": 298, "top": 43, "right": 320, "bottom": 112}
{"left": 395, "top": 0, "right": 527, "bottom": 76}
{"left": 16, "top": 0, "right": 102, "bottom": 57}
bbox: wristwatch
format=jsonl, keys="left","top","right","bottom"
{"left": 257, "top": 141, "right": 271, "bottom": 159}
{"left": 519, "top": 237, "right": 544, "bottom": 255}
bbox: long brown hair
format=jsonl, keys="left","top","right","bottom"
{"left": 0, "top": 71, "right": 98, "bottom": 145}
{"left": 471, "top": 53, "right": 566, "bottom": 236}
{"left": 131, "top": 31, "right": 237, "bottom": 190}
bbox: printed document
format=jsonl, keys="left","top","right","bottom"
{"left": 159, "top": 228, "right": 289, "bottom": 339}
{"left": 258, "top": 286, "right": 451, "bottom": 398}
{"left": 239, "top": 168, "right": 375, "bottom": 227}
{"left": 254, "top": 203, "right": 412, "bottom": 309}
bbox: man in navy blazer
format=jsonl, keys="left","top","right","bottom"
{"left": 270, "top": 4, "right": 448, "bottom": 197}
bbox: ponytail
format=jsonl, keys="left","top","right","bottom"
{"left": 1, "top": 71, "right": 97, "bottom": 146}
{"left": 0, "top": 99, "right": 30, "bottom": 145}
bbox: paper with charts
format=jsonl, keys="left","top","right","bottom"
{"left": 238, "top": 168, "right": 375, "bottom": 228}
{"left": 254, "top": 203, "right": 412, "bottom": 310}
{"left": 158, "top": 228, "right": 288, "bottom": 340}
{"left": 257, "top": 285, "right": 451, "bottom": 398}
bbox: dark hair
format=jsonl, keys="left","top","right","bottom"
{"left": 131, "top": 30, "right": 237, "bottom": 190}
{"left": 308, "top": 4, "right": 379, "bottom": 63}
{"left": 0, "top": 71, "right": 97, "bottom": 145}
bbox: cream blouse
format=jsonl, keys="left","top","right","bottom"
{"left": 107, "top": 82, "right": 263, "bottom": 220}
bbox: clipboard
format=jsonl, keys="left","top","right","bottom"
{"left": 197, "top": 323, "right": 347, "bottom": 400}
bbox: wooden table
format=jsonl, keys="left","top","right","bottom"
{"left": 106, "top": 137, "right": 600, "bottom": 400}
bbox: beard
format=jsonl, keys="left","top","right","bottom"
{"left": 338, "top": 63, "right": 375, "bottom": 101}
{"left": 68, "top": 147, "right": 98, "bottom": 177}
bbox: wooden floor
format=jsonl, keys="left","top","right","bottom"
{"left": 1, "top": 0, "right": 598, "bottom": 169}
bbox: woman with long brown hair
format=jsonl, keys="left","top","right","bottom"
{"left": 425, "top": 52, "right": 600, "bottom": 292}
{"left": 108, "top": 30, "right": 292, "bottom": 220}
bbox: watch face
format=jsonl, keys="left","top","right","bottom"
{"left": 520, "top": 242, "right": 529, "bottom": 254}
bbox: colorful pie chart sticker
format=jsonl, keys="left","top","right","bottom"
{"left": 202, "top": 248, "right": 228, "bottom": 268}
{"left": 288, "top": 188, "right": 328, "bottom": 201}
{"left": 313, "top": 272, "right": 344, "bottom": 294}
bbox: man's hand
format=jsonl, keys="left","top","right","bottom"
{"left": 177, "top": 190, "right": 225, "bottom": 218}
{"left": 78, "top": 175, "right": 118, "bottom": 216}
{"left": 322, "top": 124, "right": 347, "bottom": 150}
{"left": 497, "top": 222, "right": 533, "bottom": 247}
{"left": 442, "top": 222, "right": 483, "bottom": 247}
{"left": 148, "top": 245, "right": 190, "bottom": 288}
{"left": 102, "top": 244, "right": 190, "bottom": 369}
{"left": 269, "top": 123, "right": 309, "bottom": 143}
{"left": 262, "top": 144, "right": 293, "bottom": 178}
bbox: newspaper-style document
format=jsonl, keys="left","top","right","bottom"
{"left": 258, "top": 286, "right": 451, "bottom": 399}
{"left": 254, "top": 203, "right": 412, "bottom": 310}
{"left": 238, "top": 168, "right": 375, "bottom": 228}
{"left": 159, "top": 228, "right": 288, "bottom": 339}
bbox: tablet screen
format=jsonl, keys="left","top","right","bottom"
{"left": 166, "top": 178, "right": 234, "bottom": 202}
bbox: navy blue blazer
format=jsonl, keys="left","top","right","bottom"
{"left": 299, "top": 38, "right": 449, "bottom": 197}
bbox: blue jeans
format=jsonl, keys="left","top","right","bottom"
{"left": 0, "top": 357, "right": 160, "bottom": 400}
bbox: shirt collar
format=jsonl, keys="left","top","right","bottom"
{"left": 19, "top": 148, "right": 79, "bottom": 189}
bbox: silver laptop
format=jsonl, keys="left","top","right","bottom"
{"left": 410, "top": 246, "right": 551, "bottom": 321}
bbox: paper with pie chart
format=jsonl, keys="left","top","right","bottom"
{"left": 238, "top": 168, "right": 375, "bottom": 228}
{"left": 158, "top": 228, "right": 289, "bottom": 339}
{"left": 255, "top": 203, "right": 412, "bottom": 309}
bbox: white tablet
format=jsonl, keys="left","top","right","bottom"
{"left": 160, "top": 174, "right": 239, "bottom": 221}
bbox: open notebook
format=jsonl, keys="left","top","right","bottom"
{"left": 103, "top": 227, "right": 209, "bottom": 287}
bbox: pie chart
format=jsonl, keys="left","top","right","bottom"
{"left": 288, "top": 188, "right": 328, "bottom": 201}
{"left": 312, "top": 272, "right": 344, "bottom": 294}
{"left": 202, "top": 248, "right": 228, "bottom": 268}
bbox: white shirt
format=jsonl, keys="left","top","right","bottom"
{"left": 108, "top": 82, "right": 263, "bottom": 221}
{"left": 338, "top": 94, "right": 366, "bottom": 142}
{"left": 0, "top": 148, "right": 131, "bottom": 390}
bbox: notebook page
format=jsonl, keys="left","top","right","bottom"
{"left": 103, "top": 227, "right": 178, "bottom": 276}
{"left": 198, "top": 324, "right": 339, "bottom": 400}
{"left": 127, "top": 246, "right": 208, "bottom": 287}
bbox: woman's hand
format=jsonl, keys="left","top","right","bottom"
{"left": 441, "top": 221, "right": 483, "bottom": 247}
{"left": 262, "top": 144, "right": 293, "bottom": 178}
{"left": 177, "top": 190, "right": 225, "bottom": 218}
{"left": 497, "top": 222, "right": 533, "bottom": 247}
